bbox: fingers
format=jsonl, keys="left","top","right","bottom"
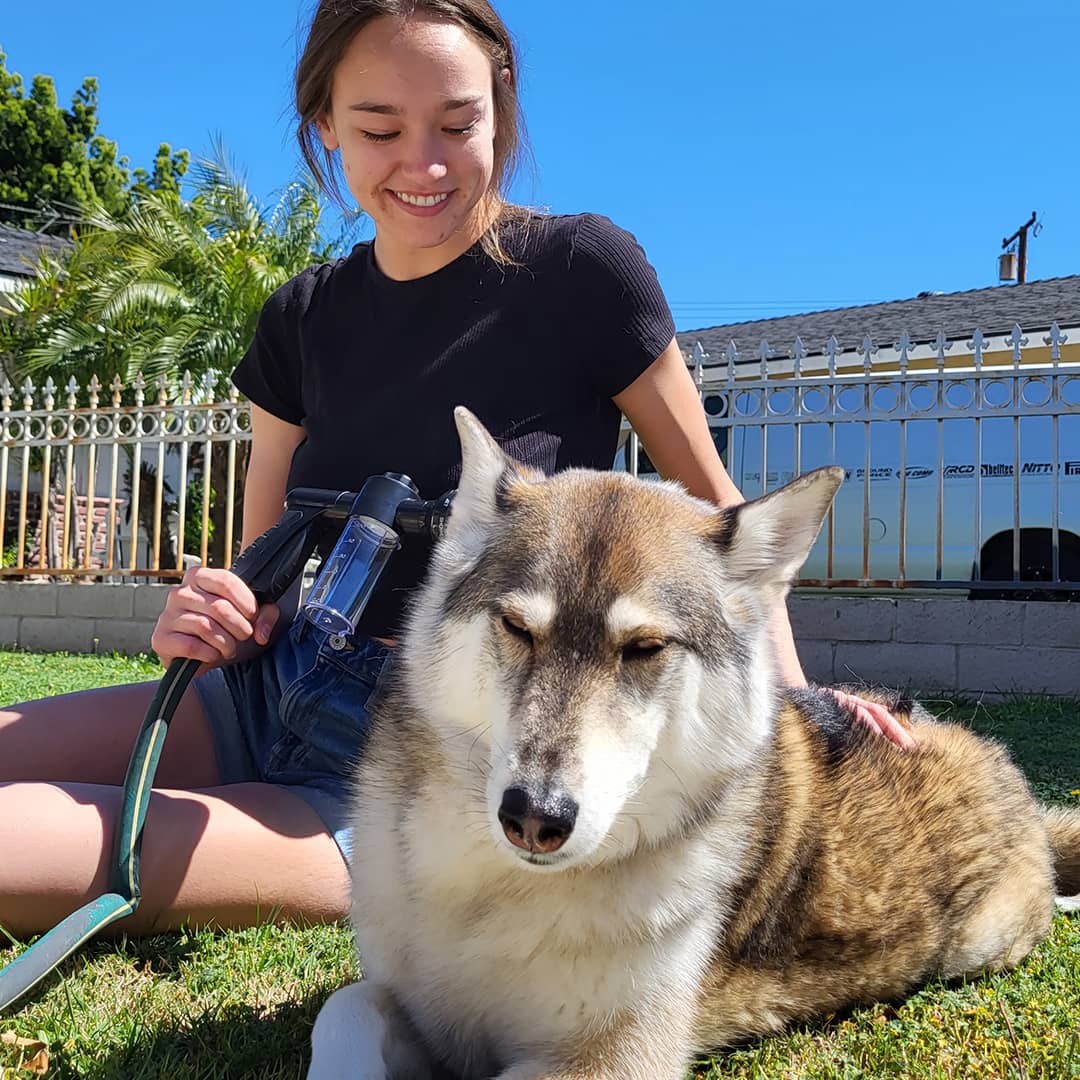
{"left": 152, "top": 567, "right": 264, "bottom": 667}
{"left": 826, "top": 689, "right": 918, "bottom": 751}
{"left": 253, "top": 603, "right": 281, "bottom": 646}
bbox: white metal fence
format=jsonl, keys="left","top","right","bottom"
{"left": 624, "top": 322, "right": 1080, "bottom": 594}
{"left": 4, "top": 320, "right": 1079, "bottom": 592}
{"left": 1, "top": 372, "right": 250, "bottom": 579}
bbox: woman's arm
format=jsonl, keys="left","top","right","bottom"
{"left": 234, "top": 404, "right": 308, "bottom": 646}
{"left": 242, "top": 404, "right": 307, "bottom": 547}
{"left": 613, "top": 338, "right": 916, "bottom": 749}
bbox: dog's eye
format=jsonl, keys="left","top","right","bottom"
{"left": 501, "top": 614, "right": 533, "bottom": 645}
{"left": 622, "top": 637, "right": 667, "bottom": 662}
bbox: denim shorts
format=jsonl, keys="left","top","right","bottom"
{"left": 193, "top": 613, "right": 395, "bottom": 866}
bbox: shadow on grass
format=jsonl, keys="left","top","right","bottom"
{"left": 45, "top": 995, "right": 323, "bottom": 1080}
{"left": 0, "top": 932, "right": 204, "bottom": 1019}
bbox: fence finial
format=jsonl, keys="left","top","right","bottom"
{"left": 756, "top": 339, "right": 775, "bottom": 379}
{"left": 724, "top": 340, "right": 740, "bottom": 385}
{"left": 691, "top": 341, "right": 708, "bottom": 394}
{"left": 894, "top": 332, "right": 913, "bottom": 376}
{"left": 1005, "top": 323, "right": 1028, "bottom": 367}
{"left": 790, "top": 336, "right": 807, "bottom": 378}
{"left": 823, "top": 336, "right": 840, "bottom": 377}
{"left": 857, "top": 335, "right": 878, "bottom": 375}
{"left": 1043, "top": 321, "right": 1068, "bottom": 361}
{"left": 965, "top": 328, "right": 986, "bottom": 371}
{"left": 931, "top": 329, "right": 953, "bottom": 371}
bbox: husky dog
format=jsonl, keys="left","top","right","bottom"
{"left": 309, "top": 407, "right": 1080, "bottom": 1080}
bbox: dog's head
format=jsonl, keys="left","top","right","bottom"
{"left": 401, "top": 407, "right": 841, "bottom": 871}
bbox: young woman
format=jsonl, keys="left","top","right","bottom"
{"left": 0, "top": 0, "right": 913, "bottom": 940}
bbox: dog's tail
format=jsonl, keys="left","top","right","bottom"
{"left": 1043, "top": 805, "right": 1080, "bottom": 910}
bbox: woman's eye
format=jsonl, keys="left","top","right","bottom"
{"left": 621, "top": 638, "right": 667, "bottom": 662}
{"left": 361, "top": 131, "right": 398, "bottom": 143}
{"left": 444, "top": 122, "right": 478, "bottom": 137}
{"left": 501, "top": 615, "right": 533, "bottom": 645}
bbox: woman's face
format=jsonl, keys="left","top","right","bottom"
{"left": 317, "top": 15, "right": 498, "bottom": 279}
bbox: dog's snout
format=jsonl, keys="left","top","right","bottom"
{"left": 498, "top": 786, "right": 578, "bottom": 855}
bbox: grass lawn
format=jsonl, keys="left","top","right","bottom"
{"left": 0, "top": 649, "right": 1078, "bottom": 1079}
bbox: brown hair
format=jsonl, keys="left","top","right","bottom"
{"left": 296, "top": 0, "right": 530, "bottom": 262}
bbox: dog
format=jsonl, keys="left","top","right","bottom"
{"left": 308, "top": 407, "right": 1080, "bottom": 1080}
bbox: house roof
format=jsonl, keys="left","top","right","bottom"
{"left": 0, "top": 223, "right": 72, "bottom": 278}
{"left": 676, "top": 275, "right": 1080, "bottom": 363}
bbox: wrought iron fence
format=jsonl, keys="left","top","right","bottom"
{"left": 623, "top": 322, "right": 1080, "bottom": 593}
{"left": 1, "top": 372, "right": 250, "bottom": 579}
{"left": 4, "top": 320, "right": 1079, "bottom": 591}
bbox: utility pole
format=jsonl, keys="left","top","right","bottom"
{"left": 1000, "top": 211, "right": 1038, "bottom": 284}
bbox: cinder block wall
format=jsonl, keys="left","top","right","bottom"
{"left": 1, "top": 584, "right": 1078, "bottom": 699}
{"left": 789, "top": 595, "right": 1080, "bottom": 699}
{"left": 0, "top": 583, "right": 170, "bottom": 659}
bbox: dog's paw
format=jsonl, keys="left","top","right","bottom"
{"left": 308, "top": 983, "right": 391, "bottom": 1080}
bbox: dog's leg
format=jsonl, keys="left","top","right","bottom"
{"left": 308, "top": 980, "right": 437, "bottom": 1080}
{"left": 493, "top": 1010, "right": 693, "bottom": 1080}
{"left": 494, "top": 1057, "right": 684, "bottom": 1080}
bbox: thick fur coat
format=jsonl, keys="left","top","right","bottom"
{"left": 308, "top": 408, "right": 1079, "bottom": 1080}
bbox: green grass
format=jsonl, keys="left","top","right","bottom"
{"left": 1, "top": 651, "right": 1078, "bottom": 1079}
{"left": 0, "top": 649, "right": 161, "bottom": 704}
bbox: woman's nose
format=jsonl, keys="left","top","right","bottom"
{"left": 398, "top": 133, "right": 448, "bottom": 184}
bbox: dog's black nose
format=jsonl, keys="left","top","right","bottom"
{"left": 498, "top": 786, "right": 578, "bottom": 854}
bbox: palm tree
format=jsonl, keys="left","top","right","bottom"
{"left": 1, "top": 148, "right": 354, "bottom": 565}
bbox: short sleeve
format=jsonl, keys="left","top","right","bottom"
{"left": 571, "top": 214, "right": 676, "bottom": 398}
{"left": 231, "top": 282, "right": 305, "bottom": 425}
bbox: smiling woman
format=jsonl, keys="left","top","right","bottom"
{"left": 296, "top": 0, "right": 527, "bottom": 279}
{"left": 312, "top": 16, "right": 497, "bottom": 279}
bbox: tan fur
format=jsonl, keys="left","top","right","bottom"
{"left": 1044, "top": 805, "right": 1080, "bottom": 895}
{"left": 695, "top": 697, "right": 1058, "bottom": 1046}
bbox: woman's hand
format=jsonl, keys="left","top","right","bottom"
{"left": 824, "top": 687, "right": 917, "bottom": 750}
{"left": 151, "top": 566, "right": 281, "bottom": 669}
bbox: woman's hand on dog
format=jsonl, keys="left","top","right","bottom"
{"left": 152, "top": 565, "right": 280, "bottom": 669}
{"left": 825, "top": 688, "right": 918, "bottom": 750}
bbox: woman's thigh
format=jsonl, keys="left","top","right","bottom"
{"left": 0, "top": 780, "right": 350, "bottom": 938}
{"left": 0, "top": 679, "right": 219, "bottom": 789}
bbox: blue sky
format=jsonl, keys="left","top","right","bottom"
{"left": 3, "top": 0, "right": 1078, "bottom": 333}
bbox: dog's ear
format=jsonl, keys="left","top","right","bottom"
{"left": 447, "top": 406, "right": 537, "bottom": 552}
{"left": 717, "top": 467, "right": 843, "bottom": 596}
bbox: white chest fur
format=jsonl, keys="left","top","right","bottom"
{"left": 348, "top": 781, "right": 727, "bottom": 1066}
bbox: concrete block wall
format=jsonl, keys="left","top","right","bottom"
{"left": 789, "top": 595, "right": 1080, "bottom": 699}
{"left": 0, "top": 584, "right": 1077, "bottom": 699}
{"left": 0, "top": 582, "right": 170, "bottom": 657}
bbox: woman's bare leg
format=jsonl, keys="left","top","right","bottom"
{"left": 0, "top": 680, "right": 349, "bottom": 937}
{"left": 0, "top": 781, "right": 350, "bottom": 937}
{"left": 0, "top": 679, "right": 219, "bottom": 788}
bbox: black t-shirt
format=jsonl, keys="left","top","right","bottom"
{"left": 232, "top": 211, "right": 675, "bottom": 638}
